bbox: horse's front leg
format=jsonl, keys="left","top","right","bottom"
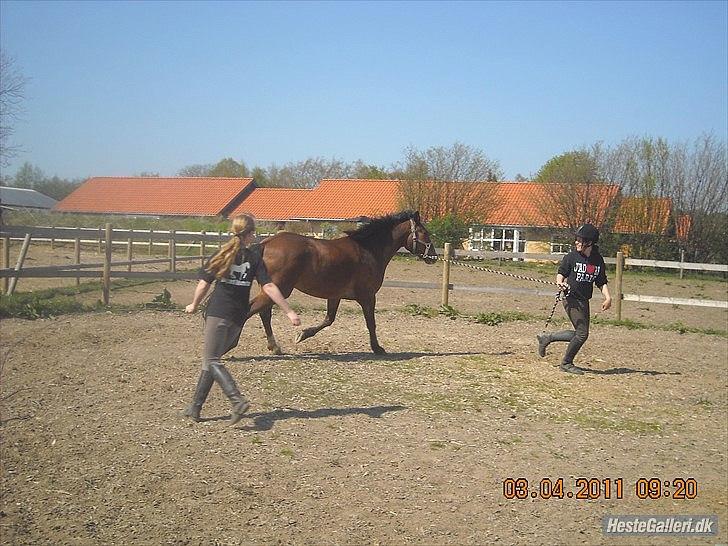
{"left": 358, "top": 295, "right": 385, "bottom": 355}
{"left": 296, "top": 298, "right": 340, "bottom": 344}
{"left": 248, "top": 293, "right": 282, "bottom": 355}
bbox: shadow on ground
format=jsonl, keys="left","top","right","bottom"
{"left": 201, "top": 405, "right": 407, "bottom": 431}
{"left": 581, "top": 366, "right": 682, "bottom": 376}
{"left": 229, "top": 350, "right": 508, "bottom": 363}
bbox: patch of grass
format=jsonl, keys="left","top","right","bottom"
{"left": 695, "top": 398, "right": 713, "bottom": 409}
{"left": 439, "top": 304, "right": 460, "bottom": 319}
{"left": 143, "top": 288, "right": 175, "bottom": 310}
{"left": 592, "top": 317, "right": 648, "bottom": 330}
{"left": 0, "top": 292, "right": 98, "bottom": 319}
{"left": 403, "top": 303, "right": 439, "bottom": 318}
{"left": 0, "top": 279, "right": 162, "bottom": 320}
{"left": 495, "top": 436, "right": 523, "bottom": 446}
{"left": 593, "top": 316, "right": 726, "bottom": 337}
{"left": 553, "top": 413, "right": 662, "bottom": 434}
{"left": 279, "top": 448, "right": 295, "bottom": 459}
{"left": 250, "top": 435, "right": 264, "bottom": 445}
{"left": 473, "top": 310, "right": 530, "bottom": 326}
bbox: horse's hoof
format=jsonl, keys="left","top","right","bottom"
{"left": 295, "top": 332, "right": 306, "bottom": 344}
{"left": 372, "top": 346, "right": 387, "bottom": 355}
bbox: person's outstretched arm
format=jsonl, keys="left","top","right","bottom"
{"left": 262, "top": 282, "right": 301, "bottom": 326}
{"left": 599, "top": 283, "right": 612, "bottom": 311}
{"left": 186, "top": 280, "right": 211, "bottom": 313}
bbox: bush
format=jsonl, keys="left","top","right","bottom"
{"left": 426, "top": 214, "right": 470, "bottom": 248}
{"left": 474, "top": 311, "right": 530, "bottom": 325}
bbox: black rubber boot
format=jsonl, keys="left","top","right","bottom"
{"left": 210, "top": 363, "right": 250, "bottom": 425}
{"left": 560, "top": 362, "right": 584, "bottom": 375}
{"left": 183, "top": 370, "right": 214, "bottom": 422}
{"left": 536, "top": 334, "right": 550, "bottom": 357}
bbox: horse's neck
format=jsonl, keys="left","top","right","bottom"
{"left": 380, "top": 221, "right": 410, "bottom": 263}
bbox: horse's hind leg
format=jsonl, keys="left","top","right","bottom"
{"left": 248, "top": 293, "right": 282, "bottom": 355}
{"left": 358, "top": 295, "right": 385, "bottom": 354}
{"left": 296, "top": 298, "right": 340, "bottom": 345}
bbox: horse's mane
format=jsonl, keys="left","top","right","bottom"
{"left": 344, "top": 211, "right": 415, "bottom": 242}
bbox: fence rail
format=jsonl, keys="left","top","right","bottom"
{"left": 1, "top": 225, "right": 726, "bottom": 315}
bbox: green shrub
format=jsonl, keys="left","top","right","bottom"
{"left": 474, "top": 311, "right": 530, "bottom": 325}
{"left": 144, "top": 288, "right": 175, "bottom": 310}
{"left": 439, "top": 304, "right": 460, "bottom": 319}
{"left": 426, "top": 214, "right": 470, "bottom": 248}
{"left": 404, "top": 304, "right": 438, "bottom": 318}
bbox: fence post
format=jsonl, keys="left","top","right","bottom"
{"left": 51, "top": 225, "right": 56, "bottom": 250}
{"left": 75, "top": 228, "right": 81, "bottom": 288}
{"left": 218, "top": 230, "right": 223, "bottom": 250}
{"left": 441, "top": 243, "right": 452, "bottom": 307}
{"left": 127, "top": 236, "right": 133, "bottom": 273}
{"left": 679, "top": 249, "right": 685, "bottom": 280}
{"left": 98, "top": 227, "right": 103, "bottom": 254}
{"left": 148, "top": 229, "right": 154, "bottom": 256}
{"left": 200, "top": 231, "right": 206, "bottom": 267}
{"left": 615, "top": 251, "right": 624, "bottom": 321}
{"left": 169, "top": 230, "right": 176, "bottom": 273}
{"left": 102, "top": 223, "right": 112, "bottom": 305}
{"left": 8, "top": 233, "right": 32, "bottom": 296}
{"left": 2, "top": 236, "right": 9, "bottom": 295}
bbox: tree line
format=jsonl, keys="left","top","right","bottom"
{"left": 1, "top": 135, "right": 726, "bottom": 263}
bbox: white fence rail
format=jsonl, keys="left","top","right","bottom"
{"left": 1, "top": 225, "right": 726, "bottom": 315}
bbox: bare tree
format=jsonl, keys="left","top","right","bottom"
{"left": 0, "top": 52, "right": 28, "bottom": 167}
{"left": 669, "top": 134, "right": 727, "bottom": 261}
{"left": 266, "top": 157, "right": 352, "bottom": 188}
{"left": 394, "top": 142, "right": 503, "bottom": 222}
{"left": 177, "top": 164, "right": 213, "bottom": 177}
{"left": 533, "top": 148, "right": 621, "bottom": 231}
{"left": 583, "top": 135, "right": 726, "bottom": 261}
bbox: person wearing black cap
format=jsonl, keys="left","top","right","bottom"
{"left": 537, "top": 223, "right": 612, "bottom": 374}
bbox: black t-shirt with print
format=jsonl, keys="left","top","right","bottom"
{"left": 198, "top": 243, "right": 272, "bottom": 325}
{"left": 557, "top": 248, "right": 608, "bottom": 301}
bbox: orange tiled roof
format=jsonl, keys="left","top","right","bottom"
{"left": 233, "top": 179, "right": 625, "bottom": 228}
{"left": 229, "top": 179, "right": 401, "bottom": 220}
{"left": 302, "top": 179, "right": 401, "bottom": 219}
{"left": 480, "top": 182, "right": 620, "bottom": 227}
{"left": 613, "top": 197, "right": 672, "bottom": 234}
{"left": 675, "top": 214, "right": 691, "bottom": 240}
{"left": 54, "top": 177, "right": 254, "bottom": 216}
{"left": 230, "top": 187, "right": 313, "bottom": 220}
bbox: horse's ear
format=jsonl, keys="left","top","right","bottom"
{"left": 413, "top": 211, "right": 421, "bottom": 223}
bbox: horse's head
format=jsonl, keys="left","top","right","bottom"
{"left": 406, "top": 211, "right": 438, "bottom": 264}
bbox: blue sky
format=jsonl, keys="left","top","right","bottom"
{"left": 1, "top": 0, "right": 726, "bottom": 181}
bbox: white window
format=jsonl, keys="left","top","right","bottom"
{"left": 550, "top": 237, "right": 571, "bottom": 254}
{"left": 469, "top": 227, "right": 525, "bottom": 252}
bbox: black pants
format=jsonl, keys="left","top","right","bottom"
{"left": 550, "top": 297, "right": 590, "bottom": 365}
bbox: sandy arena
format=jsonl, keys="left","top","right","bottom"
{"left": 1, "top": 246, "right": 726, "bottom": 545}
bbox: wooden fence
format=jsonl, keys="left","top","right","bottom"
{"left": 1, "top": 225, "right": 727, "bottom": 318}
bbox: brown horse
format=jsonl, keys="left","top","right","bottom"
{"left": 247, "top": 210, "right": 438, "bottom": 354}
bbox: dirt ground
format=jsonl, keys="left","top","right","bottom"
{"left": 1, "top": 244, "right": 727, "bottom": 545}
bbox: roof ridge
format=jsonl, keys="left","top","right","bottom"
{"left": 1, "top": 186, "right": 41, "bottom": 193}
{"left": 87, "top": 176, "right": 254, "bottom": 181}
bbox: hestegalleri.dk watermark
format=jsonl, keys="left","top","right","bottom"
{"left": 603, "top": 515, "right": 718, "bottom": 536}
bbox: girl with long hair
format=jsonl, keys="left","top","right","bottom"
{"left": 183, "top": 214, "right": 300, "bottom": 424}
